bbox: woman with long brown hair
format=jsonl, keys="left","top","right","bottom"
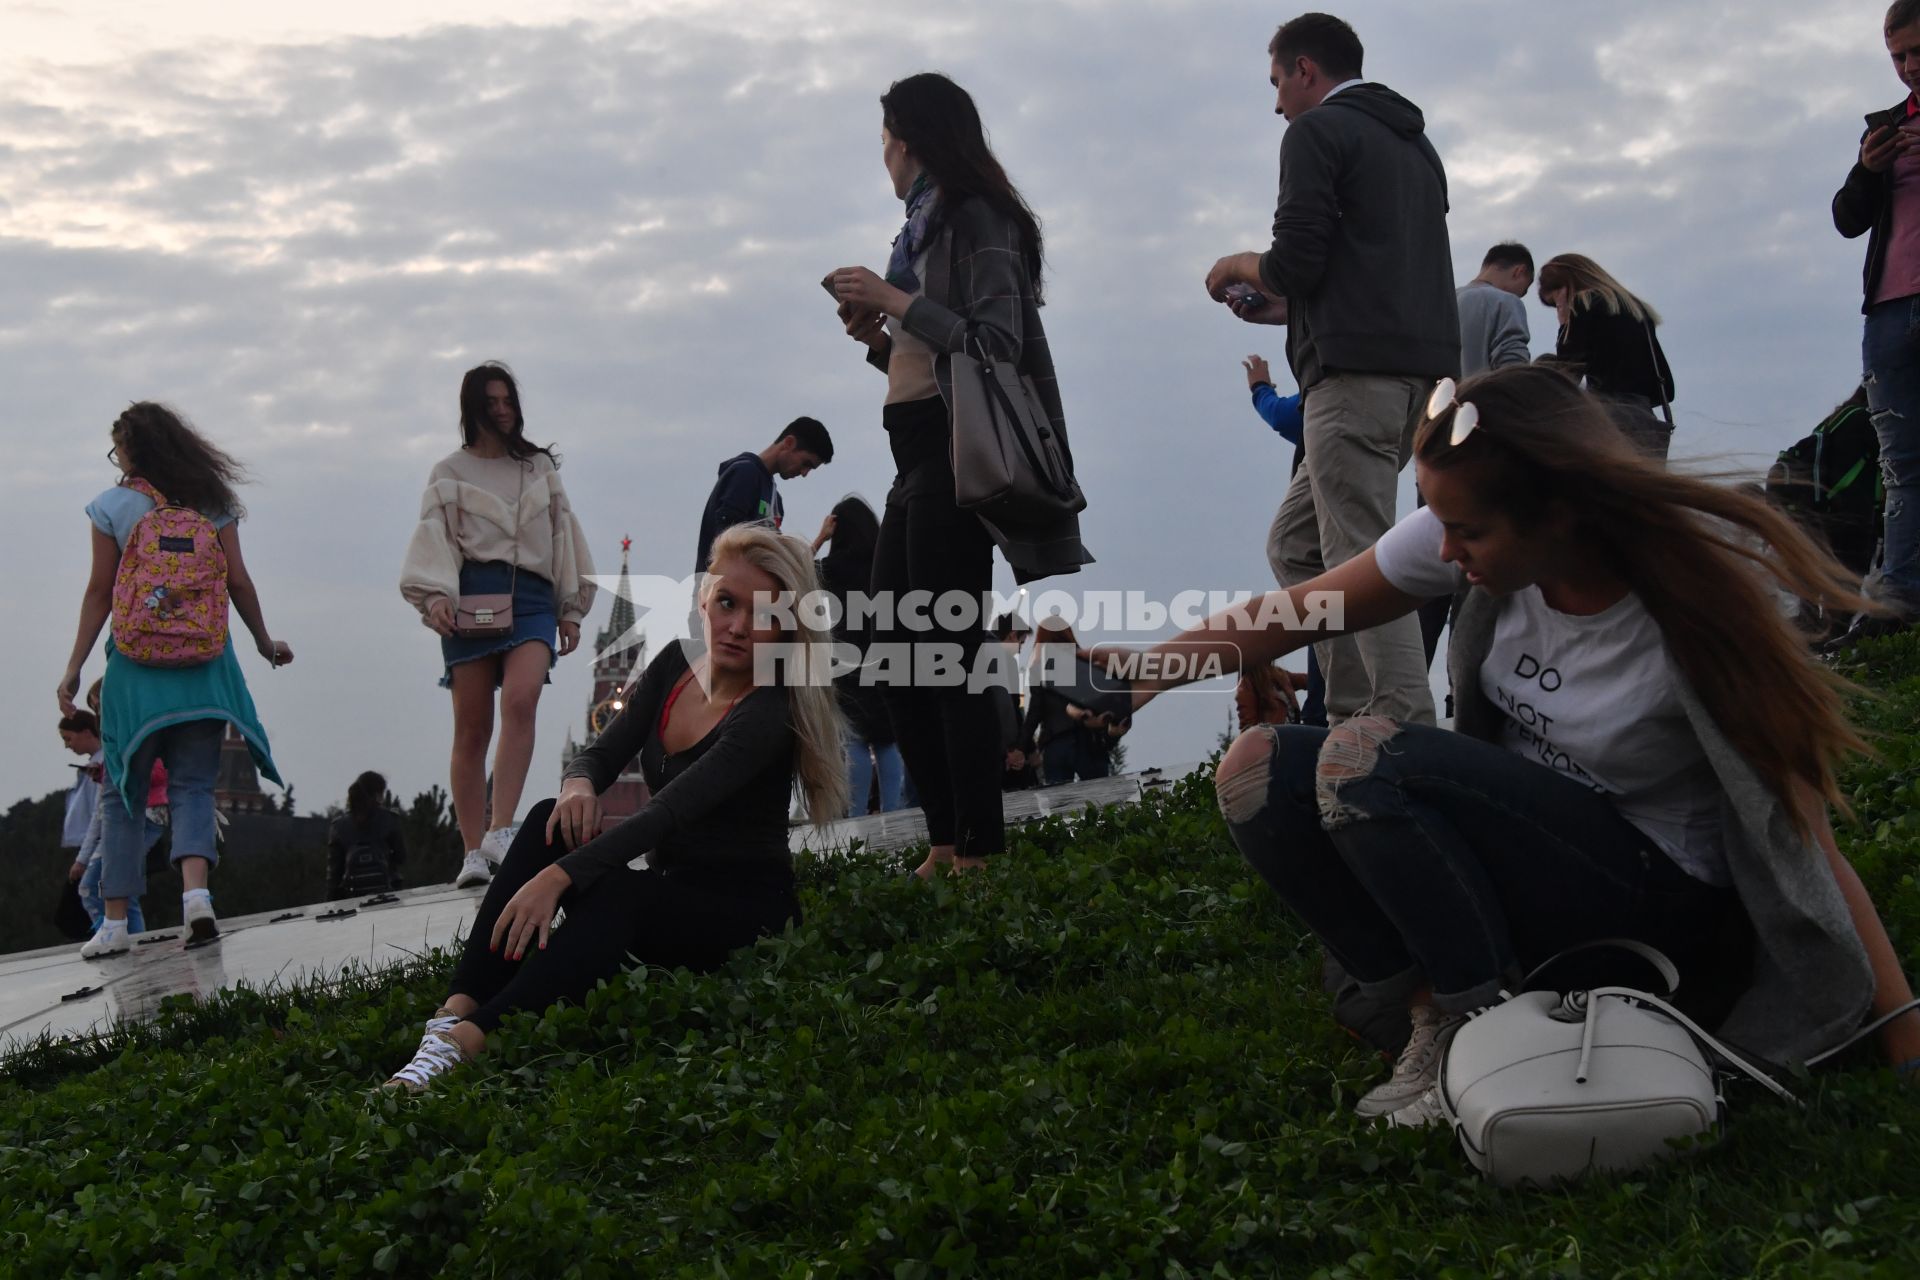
{"left": 400, "top": 363, "right": 597, "bottom": 890}
{"left": 826, "top": 71, "right": 1087, "bottom": 879}
{"left": 1536, "top": 253, "right": 1678, "bottom": 458}
{"left": 1083, "top": 364, "right": 1918, "bottom": 1121}
{"left": 56, "top": 402, "right": 291, "bottom": 956}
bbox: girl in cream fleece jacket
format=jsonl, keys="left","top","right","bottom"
{"left": 398, "top": 363, "right": 597, "bottom": 889}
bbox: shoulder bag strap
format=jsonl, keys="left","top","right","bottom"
{"left": 1521, "top": 937, "right": 1681, "bottom": 999}
{"left": 1804, "top": 996, "right": 1920, "bottom": 1069}
{"left": 1642, "top": 324, "right": 1674, "bottom": 427}
{"left": 1584, "top": 986, "right": 1800, "bottom": 1105}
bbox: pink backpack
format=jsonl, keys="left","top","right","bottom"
{"left": 111, "top": 478, "right": 230, "bottom": 667}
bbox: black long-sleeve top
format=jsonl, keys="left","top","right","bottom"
{"left": 1550, "top": 298, "right": 1675, "bottom": 406}
{"left": 557, "top": 644, "right": 795, "bottom": 891}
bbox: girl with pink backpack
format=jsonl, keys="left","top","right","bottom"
{"left": 56, "top": 402, "right": 293, "bottom": 958}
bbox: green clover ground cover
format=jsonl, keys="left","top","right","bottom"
{"left": 4, "top": 639, "right": 1920, "bottom": 1278}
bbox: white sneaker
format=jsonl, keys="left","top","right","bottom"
{"left": 478, "top": 824, "right": 520, "bottom": 866}
{"left": 183, "top": 893, "right": 220, "bottom": 945}
{"left": 454, "top": 850, "right": 492, "bottom": 889}
{"left": 381, "top": 1029, "right": 467, "bottom": 1094}
{"left": 1354, "top": 1003, "right": 1461, "bottom": 1119}
{"left": 79, "top": 920, "right": 132, "bottom": 959}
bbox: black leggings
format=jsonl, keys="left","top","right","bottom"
{"left": 871, "top": 397, "right": 1005, "bottom": 858}
{"left": 447, "top": 800, "right": 800, "bottom": 1032}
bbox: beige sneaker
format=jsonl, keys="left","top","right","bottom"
{"left": 1354, "top": 1003, "right": 1461, "bottom": 1119}
{"left": 382, "top": 1029, "right": 467, "bottom": 1095}
{"left": 453, "top": 850, "right": 491, "bottom": 889}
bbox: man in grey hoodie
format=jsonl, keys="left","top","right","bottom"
{"left": 1207, "top": 12, "right": 1458, "bottom": 726}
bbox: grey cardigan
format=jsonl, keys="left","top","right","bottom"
{"left": 868, "top": 195, "right": 1093, "bottom": 584}
{"left": 1449, "top": 589, "right": 1875, "bottom": 1064}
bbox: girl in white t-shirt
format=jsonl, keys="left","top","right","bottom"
{"left": 1090, "top": 364, "right": 1919, "bottom": 1123}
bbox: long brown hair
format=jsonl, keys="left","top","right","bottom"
{"left": 113, "top": 402, "right": 247, "bottom": 517}
{"left": 1417, "top": 364, "right": 1873, "bottom": 830}
{"left": 1537, "top": 253, "right": 1660, "bottom": 326}
{"left": 458, "top": 363, "right": 557, "bottom": 466}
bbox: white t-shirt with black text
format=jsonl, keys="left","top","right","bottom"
{"left": 1373, "top": 507, "right": 1730, "bottom": 885}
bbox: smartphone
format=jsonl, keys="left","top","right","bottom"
{"left": 1224, "top": 282, "right": 1269, "bottom": 311}
{"left": 821, "top": 273, "right": 839, "bottom": 299}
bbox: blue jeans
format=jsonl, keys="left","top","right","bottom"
{"left": 78, "top": 845, "right": 152, "bottom": 933}
{"left": 1216, "top": 721, "right": 1730, "bottom": 1013}
{"left": 846, "top": 735, "right": 906, "bottom": 817}
{"left": 1863, "top": 297, "right": 1920, "bottom": 611}
{"left": 100, "top": 719, "right": 224, "bottom": 901}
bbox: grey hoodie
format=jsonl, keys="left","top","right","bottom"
{"left": 1258, "top": 82, "right": 1461, "bottom": 389}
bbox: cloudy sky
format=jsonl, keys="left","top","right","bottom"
{"left": 5, "top": 0, "right": 1900, "bottom": 831}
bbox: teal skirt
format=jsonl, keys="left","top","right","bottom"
{"left": 99, "top": 635, "right": 284, "bottom": 814}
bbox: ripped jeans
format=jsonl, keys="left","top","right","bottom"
{"left": 1215, "top": 720, "right": 1730, "bottom": 1014}
{"left": 1863, "top": 297, "right": 1920, "bottom": 612}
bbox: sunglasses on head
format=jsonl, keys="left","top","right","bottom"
{"left": 1426, "top": 377, "right": 1480, "bottom": 446}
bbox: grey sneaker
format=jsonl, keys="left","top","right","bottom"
{"left": 1354, "top": 1003, "right": 1461, "bottom": 1119}
{"left": 1385, "top": 1084, "right": 1449, "bottom": 1130}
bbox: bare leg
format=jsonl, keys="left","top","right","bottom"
{"left": 177, "top": 855, "right": 210, "bottom": 892}
{"left": 448, "top": 657, "right": 501, "bottom": 851}
{"left": 488, "top": 642, "right": 551, "bottom": 831}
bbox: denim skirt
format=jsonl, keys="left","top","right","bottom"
{"left": 439, "top": 560, "right": 558, "bottom": 688}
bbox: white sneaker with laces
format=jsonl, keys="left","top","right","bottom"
{"left": 382, "top": 1029, "right": 467, "bottom": 1094}
{"left": 454, "top": 850, "right": 491, "bottom": 888}
{"left": 1354, "top": 1003, "right": 1462, "bottom": 1119}
{"left": 183, "top": 893, "right": 219, "bottom": 945}
{"left": 79, "top": 920, "right": 132, "bottom": 959}
{"left": 478, "top": 824, "right": 520, "bottom": 867}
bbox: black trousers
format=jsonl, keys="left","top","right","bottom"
{"left": 447, "top": 800, "right": 800, "bottom": 1032}
{"left": 871, "top": 397, "right": 1005, "bottom": 857}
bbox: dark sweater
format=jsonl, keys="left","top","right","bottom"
{"left": 1257, "top": 82, "right": 1461, "bottom": 388}
{"left": 1550, "top": 299, "right": 1675, "bottom": 406}
{"left": 695, "top": 453, "right": 781, "bottom": 575}
{"left": 558, "top": 644, "right": 795, "bottom": 891}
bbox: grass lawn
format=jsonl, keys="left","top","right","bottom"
{"left": 3, "top": 637, "right": 1919, "bottom": 1278}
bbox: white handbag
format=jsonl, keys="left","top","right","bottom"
{"left": 1438, "top": 941, "right": 1918, "bottom": 1188}
{"left": 1437, "top": 942, "right": 1794, "bottom": 1188}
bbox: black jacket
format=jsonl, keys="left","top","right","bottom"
{"left": 1833, "top": 99, "right": 1913, "bottom": 313}
{"left": 1551, "top": 299, "right": 1675, "bottom": 406}
{"left": 1258, "top": 83, "right": 1461, "bottom": 387}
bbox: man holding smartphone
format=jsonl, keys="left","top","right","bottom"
{"left": 1832, "top": 0, "right": 1920, "bottom": 640}
{"left": 1203, "top": 13, "right": 1457, "bottom": 726}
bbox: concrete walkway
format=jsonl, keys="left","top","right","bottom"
{"left": 0, "top": 763, "right": 1199, "bottom": 1056}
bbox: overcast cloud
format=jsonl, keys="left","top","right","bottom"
{"left": 2, "top": 0, "right": 1901, "bottom": 822}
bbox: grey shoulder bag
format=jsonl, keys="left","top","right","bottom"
{"left": 949, "top": 333, "right": 1086, "bottom": 518}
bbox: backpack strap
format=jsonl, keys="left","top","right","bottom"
{"left": 124, "top": 477, "right": 170, "bottom": 508}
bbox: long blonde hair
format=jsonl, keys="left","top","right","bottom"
{"left": 1537, "top": 253, "right": 1661, "bottom": 326}
{"left": 1418, "top": 365, "right": 1874, "bottom": 832}
{"left": 705, "top": 523, "right": 848, "bottom": 823}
